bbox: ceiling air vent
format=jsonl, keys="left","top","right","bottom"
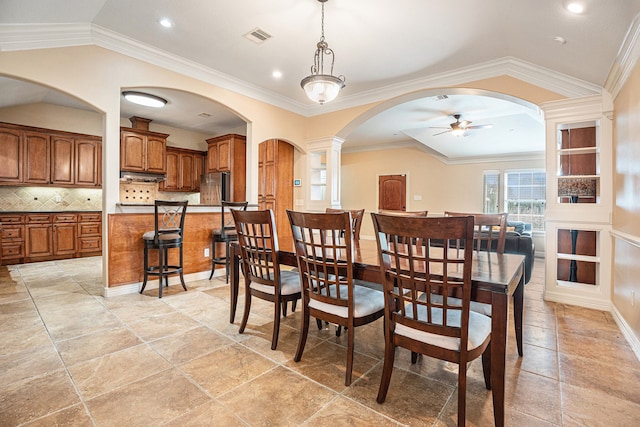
{"left": 243, "top": 28, "right": 272, "bottom": 44}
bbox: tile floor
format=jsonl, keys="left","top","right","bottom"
{"left": 1, "top": 257, "right": 640, "bottom": 426}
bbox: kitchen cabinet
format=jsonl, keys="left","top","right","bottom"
{"left": 0, "top": 122, "right": 102, "bottom": 188}
{"left": 0, "top": 214, "right": 25, "bottom": 262}
{"left": 120, "top": 117, "right": 168, "bottom": 174}
{"left": 258, "top": 139, "right": 294, "bottom": 242}
{"left": 160, "top": 147, "right": 205, "bottom": 192}
{"left": 206, "top": 134, "right": 246, "bottom": 201}
{"left": 77, "top": 212, "right": 102, "bottom": 254}
{"left": 25, "top": 214, "right": 53, "bottom": 259}
{"left": 0, "top": 211, "right": 101, "bottom": 265}
{"left": 0, "top": 127, "right": 22, "bottom": 182}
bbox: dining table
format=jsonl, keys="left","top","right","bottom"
{"left": 228, "top": 238, "right": 525, "bottom": 427}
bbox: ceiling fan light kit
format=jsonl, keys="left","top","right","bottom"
{"left": 431, "top": 113, "right": 492, "bottom": 137}
{"left": 300, "top": 0, "right": 346, "bottom": 104}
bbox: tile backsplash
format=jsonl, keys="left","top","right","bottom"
{"left": 0, "top": 187, "right": 102, "bottom": 211}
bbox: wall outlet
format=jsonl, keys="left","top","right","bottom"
{"left": 413, "top": 195, "right": 422, "bottom": 201}
{"left": 204, "top": 248, "right": 210, "bottom": 257}
{"left": 55, "top": 195, "right": 62, "bottom": 203}
{"left": 632, "top": 290, "right": 636, "bottom": 307}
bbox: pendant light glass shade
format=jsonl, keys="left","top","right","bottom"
{"left": 301, "top": 0, "right": 345, "bottom": 104}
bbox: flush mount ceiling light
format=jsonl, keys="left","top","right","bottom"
{"left": 122, "top": 91, "right": 167, "bottom": 108}
{"left": 300, "top": 0, "right": 345, "bottom": 105}
{"left": 565, "top": 1, "right": 584, "bottom": 14}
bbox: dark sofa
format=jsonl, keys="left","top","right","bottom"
{"left": 504, "top": 221, "right": 535, "bottom": 284}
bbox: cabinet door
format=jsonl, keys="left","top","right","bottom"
{"left": 217, "top": 139, "right": 232, "bottom": 171}
{"left": 23, "top": 131, "right": 51, "bottom": 184}
{"left": 0, "top": 127, "right": 22, "bottom": 183}
{"left": 120, "top": 131, "right": 145, "bottom": 172}
{"left": 26, "top": 224, "right": 52, "bottom": 258}
{"left": 162, "top": 150, "right": 180, "bottom": 190}
{"left": 51, "top": 135, "right": 75, "bottom": 185}
{"left": 206, "top": 142, "right": 218, "bottom": 172}
{"left": 146, "top": 135, "right": 166, "bottom": 174}
{"left": 53, "top": 223, "right": 77, "bottom": 255}
{"left": 76, "top": 139, "right": 100, "bottom": 187}
{"left": 180, "top": 152, "right": 195, "bottom": 190}
{"left": 194, "top": 153, "right": 204, "bottom": 191}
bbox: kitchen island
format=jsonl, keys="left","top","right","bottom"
{"left": 107, "top": 203, "right": 256, "bottom": 295}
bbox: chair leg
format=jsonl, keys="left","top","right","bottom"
{"left": 224, "top": 241, "right": 231, "bottom": 283}
{"left": 282, "top": 300, "right": 288, "bottom": 318}
{"left": 209, "top": 240, "right": 215, "bottom": 280}
{"left": 482, "top": 342, "right": 492, "bottom": 390}
{"left": 411, "top": 351, "right": 419, "bottom": 364}
{"left": 239, "top": 286, "right": 252, "bottom": 333}
{"left": 376, "top": 339, "right": 396, "bottom": 403}
{"left": 141, "top": 245, "right": 149, "bottom": 294}
{"left": 294, "top": 304, "right": 310, "bottom": 362}
{"left": 158, "top": 247, "right": 164, "bottom": 299}
{"left": 344, "top": 325, "right": 354, "bottom": 386}
{"left": 291, "top": 299, "right": 298, "bottom": 312}
{"left": 457, "top": 361, "right": 468, "bottom": 427}
{"left": 271, "top": 296, "right": 281, "bottom": 350}
{"left": 316, "top": 318, "right": 323, "bottom": 330}
{"left": 164, "top": 248, "right": 170, "bottom": 288}
{"left": 179, "top": 244, "right": 187, "bottom": 291}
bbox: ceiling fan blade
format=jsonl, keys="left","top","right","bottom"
{"left": 467, "top": 124, "right": 493, "bottom": 130}
{"left": 428, "top": 126, "right": 451, "bottom": 129}
{"left": 432, "top": 130, "right": 452, "bottom": 136}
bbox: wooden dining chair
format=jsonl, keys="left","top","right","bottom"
{"left": 445, "top": 211, "right": 508, "bottom": 254}
{"left": 325, "top": 208, "right": 365, "bottom": 240}
{"left": 287, "top": 210, "right": 385, "bottom": 386}
{"left": 371, "top": 213, "right": 492, "bottom": 427}
{"left": 233, "top": 209, "right": 301, "bottom": 350}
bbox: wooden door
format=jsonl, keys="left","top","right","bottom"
{"left": 378, "top": 174, "right": 406, "bottom": 211}
{"left": 120, "top": 131, "right": 145, "bottom": 172}
{"left": 23, "top": 131, "right": 51, "bottom": 184}
{"left": 180, "top": 152, "right": 195, "bottom": 190}
{"left": 0, "top": 127, "right": 22, "bottom": 183}
{"left": 75, "top": 139, "right": 100, "bottom": 187}
{"left": 258, "top": 139, "right": 294, "bottom": 243}
{"left": 146, "top": 135, "right": 166, "bottom": 173}
{"left": 163, "top": 150, "right": 179, "bottom": 190}
{"left": 51, "top": 135, "right": 75, "bottom": 185}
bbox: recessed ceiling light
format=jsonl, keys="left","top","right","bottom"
{"left": 566, "top": 2, "right": 584, "bottom": 14}
{"left": 122, "top": 91, "right": 167, "bottom": 108}
{"left": 159, "top": 18, "right": 174, "bottom": 28}
{"left": 272, "top": 70, "right": 283, "bottom": 79}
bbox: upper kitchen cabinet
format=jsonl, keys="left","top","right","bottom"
{"left": 206, "top": 134, "right": 246, "bottom": 201}
{"left": 160, "top": 146, "right": 205, "bottom": 192}
{"left": 0, "top": 122, "right": 102, "bottom": 188}
{"left": 120, "top": 117, "right": 168, "bottom": 174}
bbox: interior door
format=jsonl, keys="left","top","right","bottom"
{"left": 378, "top": 174, "right": 406, "bottom": 211}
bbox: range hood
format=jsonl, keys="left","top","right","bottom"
{"left": 120, "top": 171, "right": 166, "bottom": 182}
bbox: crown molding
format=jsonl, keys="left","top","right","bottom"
{"left": 0, "top": 24, "right": 603, "bottom": 117}
{"left": 310, "top": 57, "right": 602, "bottom": 116}
{"left": 604, "top": 14, "right": 640, "bottom": 99}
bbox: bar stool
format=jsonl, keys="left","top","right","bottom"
{"left": 209, "top": 201, "right": 248, "bottom": 282}
{"left": 141, "top": 200, "right": 188, "bottom": 298}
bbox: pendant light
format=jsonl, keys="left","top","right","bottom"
{"left": 300, "top": 0, "right": 345, "bottom": 104}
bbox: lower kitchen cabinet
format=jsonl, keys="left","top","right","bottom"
{"left": 0, "top": 211, "right": 101, "bottom": 265}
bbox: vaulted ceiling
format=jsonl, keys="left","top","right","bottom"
{"left": 1, "top": 0, "right": 639, "bottom": 160}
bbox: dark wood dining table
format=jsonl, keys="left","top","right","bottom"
{"left": 228, "top": 239, "right": 524, "bottom": 427}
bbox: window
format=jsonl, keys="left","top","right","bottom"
{"left": 483, "top": 169, "right": 546, "bottom": 231}
{"left": 505, "top": 170, "right": 546, "bottom": 231}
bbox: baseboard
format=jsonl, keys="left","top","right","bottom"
{"left": 103, "top": 270, "right": 223, "bottom": 297}
{"left": 611, "top": 305, "right": 640, "bottom": 362}
{"left": 543, "top": 289, "right": 612, "bottom": 311}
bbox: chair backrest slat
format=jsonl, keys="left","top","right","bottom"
{"left": 153, "top": 200, "right": 188, "bottom": 240}
{"left": 220, "top": 201, "right": 248, "bottom": 234}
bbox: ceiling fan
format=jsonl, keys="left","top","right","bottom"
{"left": 430, "top": 114, "right": 493, "bottom": 137}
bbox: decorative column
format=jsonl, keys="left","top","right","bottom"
{"left": 305, "top": 136, "right": 344, "bottom": 211}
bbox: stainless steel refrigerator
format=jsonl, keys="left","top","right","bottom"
{"left": 200, "top": 171, "right": 230, "bottom": 205}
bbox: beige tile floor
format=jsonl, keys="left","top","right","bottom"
{"left": 1, "top": 257, "right": 640, "bottom": 426}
